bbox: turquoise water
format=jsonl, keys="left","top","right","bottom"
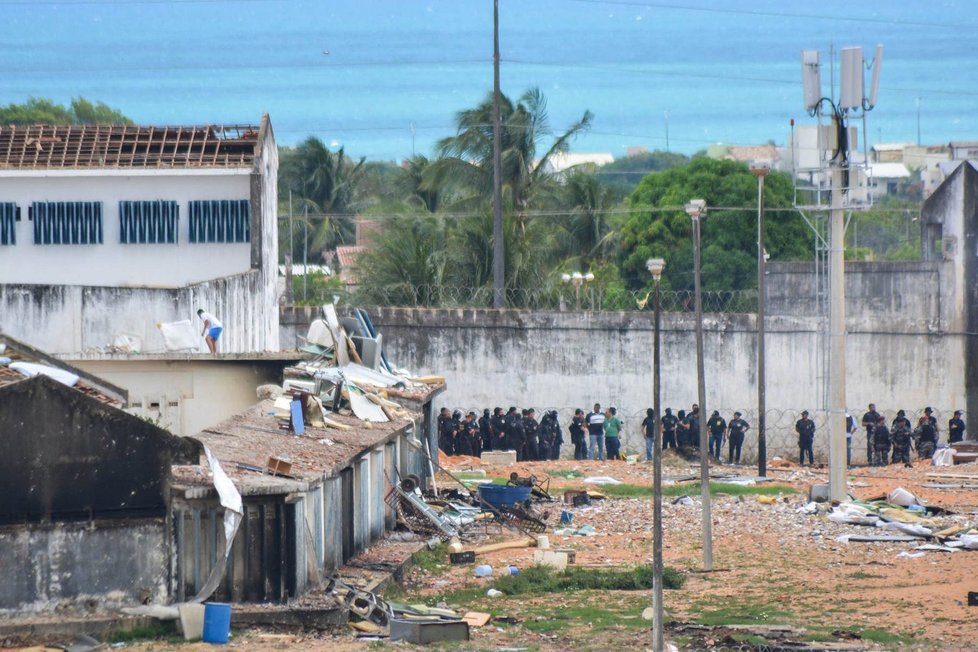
{"left": 1, "top": 0, "right": 975, "bottom": 160}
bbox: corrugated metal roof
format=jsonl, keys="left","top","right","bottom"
{"left": 0, "top": 119, "right": 267, "bottom": 170}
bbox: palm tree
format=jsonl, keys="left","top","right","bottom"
{"left": 556, "top": 167, "right": 619, "bottom": 270}
{"left": 431, "top": 87, "right": 593, "bottom": 220}
{"left": 279, "top": 137, "right": 367, "bottom": 255}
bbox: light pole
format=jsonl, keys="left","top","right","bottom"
{"left": 751, "top": 166, "right": 769, "bottom": 478}
{"left": 491, "top": 0, "right": 505, "bottom": 308}
{"left": 646, "top": 257, "right": 666, "bottom": 652}
{"left": 561, "top": 271, "right": 594, "bottom": 310}
{"left": 685, "top": 199, "right": 712, "bottom": 571}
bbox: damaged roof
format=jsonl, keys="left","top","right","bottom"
{"left": 0, "top": 115, "right": 271, "bottom": 170}
{"left": 183, "top": 399, "right": 418, "bottom": 492}
{"left": 0, "top": 331, "right": 128, "bottom": 405}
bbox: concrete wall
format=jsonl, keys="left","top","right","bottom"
{"left": 0, "top": 519, "right": 169, "bottom": 614}
{"left": 69, "top": 358, "right": 287, "bottom": 436}
{"left": 0, "top": 170, "right": 252, "bottom": 287}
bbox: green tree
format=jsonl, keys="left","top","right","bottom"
{"left": 554, "top": 167, "right": 620, "bottom": 271}
{"left": 278, "top": 137, "right": 367, "bottom": 256}
{"left": 620, "top": 158, "right": 810, "bottom": 293}
{"left": 430, "top": 87, "right": 593, "bottom": 219}
{"left": 594, "top": 150, "right": 690, "bottom": 200}
{"left": 0, "top": 97, "right": 132, "bottom": 125}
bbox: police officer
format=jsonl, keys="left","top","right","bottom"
{"left": 861, "top": 403, "right": 880, "bottom": 466}
{"left": 466, "top": 411, "right": 482, "bottom": 457}
{"left": 914, "top": 416, "right": 938, "bottom": 459}
{"left": 661, "top": 407, "right": 678, "bottom": 450}
{"left": 642, "top": 408, "right": 656, "bottom": 462}
{"left": 707, "top": 410, "right": 726, "bottom": 463}
{"left": 949, "top": 410, "right": 966, "bottom": 444}
{"left": 872, "top": 415, "right": 891, "bottom": 467}
{"left": 508, "top": 408, "right": 527, "bottom": 461}
{"left": 891, "top": 413, "right": 913, "bottom": 468}
{"left": 479, "top": 408, "right": 493, "bottom": 453}
{"left": 437, "top": 407, "right": 456, "bottom": 456}
{"left": 570, "top": 408, "right": 587, "bottom": 460}
{"left": 455, "top": 411, "right": 473, "bottom": 457}
{"left": 795, "top": 410, "right": 815, "bottom": 466}
{"left": 548, "top": 411, "right": 563, "bottom": 460}
{"left": 524, "top": 408, "right": 541, "bottom": 461}
{"left": 727, "top": 411, "right": 750, "bottom": 465}
{"left": 675, "top": 409, "right": 689, "bottom": 448}
{"left": 540, "top": 411, "right": 560, "bottom": 460}
{"left": 491, "top": 407, "right": 507, "bottom": 450}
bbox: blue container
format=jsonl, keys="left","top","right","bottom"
{"left": 560, "top": 510, "right": 574, "bottom": 525}
{"left": 202, "top": 602, "right": 231, "bottom": 644}
{"left": 477, "top": 483, "right": 533, "bottom": 509}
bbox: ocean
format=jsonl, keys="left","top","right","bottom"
{"left": 1, "top": 0, "right": 975, "bottom": 161}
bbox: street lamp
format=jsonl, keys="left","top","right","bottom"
{"left": 750, "top": 166, "right": 769, "bottom": 478}
{"left": 561, "top": 271, "right": 595, "bottom": 310}
{"left": 646, "top": 257, "right": 665, "bottom": 652}
{"left": 685, "top": 198, "right": 713, "bottom": 572}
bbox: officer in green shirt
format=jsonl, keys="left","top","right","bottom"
{"left": 604, "top": 407, "right": 622, "bottom": 460}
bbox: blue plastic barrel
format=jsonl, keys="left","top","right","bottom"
{"left": 202, "top": 602, "right": 231, "bottom": 644}
{"left": 477, "top": 483, "right": 533, "bottom": 509}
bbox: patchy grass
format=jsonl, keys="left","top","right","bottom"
{"left": 411, "top": 543, "right": 450, "bottom": 573}
{"left": 596, "top": 482, "right": 798, "bottom": 499}
{"left": 546, "top": 468, "right": 584, "bottom": 479}
{"left": 104, "top": 621, "right": 176, "bottom": 643}
{"left": 493, "top": 563, "right": 684, "bottom": 596}
{"left": 847, "top": 571, "right": 884, "bottom": 580}
{"left": 523, "top": 602, "right": 648, "bottom": 634}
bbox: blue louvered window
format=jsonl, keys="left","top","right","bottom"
{"left": 188, "top": 200, "right": 250, "bottom": 243}
{"left": 119, "top": 200, "right": 179, "bottom": 244}
{"left": 0, "top": 203, "right": 15, "bottom": 245}
{"left": 32, "top": 201, "right": 103, "bottom": 245}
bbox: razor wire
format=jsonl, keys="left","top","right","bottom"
{"left": 335, "top": 284, "right": 760, "bottom": 313}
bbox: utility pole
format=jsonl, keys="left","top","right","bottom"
{"left": 686, "top": 199, "right": 712, "bottom": 571}
{"left": 286, "top": 188, "right": 294, "bottom": 305}
{"left": 491, "top": 0, "right": 505, "bottom": 308}
{"left": 646, "top": 257, "right": 665, "bottom": 652}
{"left": 828, "top": 158, "right": 847, "bottom": 502}
{"left": 751, "top": 167, "right": 768, "bottom": 477}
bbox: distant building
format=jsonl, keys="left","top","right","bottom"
{"left": 707, "top": 143, "right": 780, "bottom": 169}
{"left": 950, "top": 141, "right": 978, "bottom": 161}
{"left": 870, "top": 143, "right": 911, "bottom": 163}
{"left": 867, "top": 161, "right": 911, "bottom": 199}
{"left": 539, "top": 152, "right": 614, "bottom": 174}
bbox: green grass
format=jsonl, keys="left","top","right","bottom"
{"left": 546, "top": 468, "right": 584, "bottom": 479}
{"left": 492, "top": 563, "right": 684, "bottom": 596}
{"left": 411, "top": 543, "right": 450, "bottom": 573}
{"left": 596, "top": 482, "right": 798, "bottom": 499}
{"left": 104, "top": 621, "right": 176, "bottom": 643}
{"left": 691, "top": 601, "right": 792, "bottom": 626}
{"left": 846, "top": 571, "right": 884, "bottom": 580}
{"left": 522, "top": 603, "right": 648, "bottom": 633}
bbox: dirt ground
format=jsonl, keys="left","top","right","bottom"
{"left": 26, "top": 453, "right": 978, "bottom": 651}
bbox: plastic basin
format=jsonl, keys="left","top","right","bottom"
{"left": 477, "top": 483, "right": 532, "bottom": 509}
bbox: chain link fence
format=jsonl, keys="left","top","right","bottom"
{"left": 345, "top": 284, "right": 759, "bottom": 313}
{"left": 445, "top": 405, "right": 963, "bottom": 466}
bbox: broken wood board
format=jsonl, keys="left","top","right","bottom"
{"left": 846, "top": 535, "right": 920, "bottom": 543}
{"left": 462, "top": 611, "right": 491, "bottom": 628}
{"left": 472, "top": 537, "right": 535, "bottom": 555}
{"left": 412, "top": 375, "right": 446, "bottom": 385}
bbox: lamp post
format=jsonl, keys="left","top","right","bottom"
{"left": 685, "top": 198, "right": 712, "bottom": 572}
{"left": 751, "top": 166, "right": 769, "bottom": 478}
{"left": 646, "top": 257, "right": 665, "bottom": 652}
{"left": 561, "top": 271, "right": 595, "bottom": 310}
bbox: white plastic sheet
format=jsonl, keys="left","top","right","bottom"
{"left": 158, "top": 320, "right": 199, "bottom": 351}
{"left": 190, "top": 446, "right": 243, "bottom": 603}
{"left": 9, "top": 361, "right": 79, "bottom": 386}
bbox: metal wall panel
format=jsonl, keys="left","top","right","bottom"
{"left": 119, "top": 200, "right": 178, "bottom": 244}
{"left": 188, "top": 199, "right": 250, "bottom": 243}
{"left": 0, "top": 203, "right": 15, "bottom": 245}
{"left": 32, "top": 201, "right": 103, "bottom": 245}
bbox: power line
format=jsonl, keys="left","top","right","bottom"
{"left": 564, "top": 0, "right": 978, "bottom": 30}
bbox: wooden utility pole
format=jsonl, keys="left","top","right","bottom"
{"left": 491, "top": 0, "right": 505, "bottom": 308}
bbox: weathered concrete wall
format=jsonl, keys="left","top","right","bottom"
{"left": 0, "top": 519, "right": 169, "bottom": 613}
{"left": 0, "top": 269, "right": 279, "bottom": 354}
{"left": 281, "top": 268, "right": 968, "bottom": 463}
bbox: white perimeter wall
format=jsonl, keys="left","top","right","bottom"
{"left": 0, "top": 169, "right": 252, "bottom": 287}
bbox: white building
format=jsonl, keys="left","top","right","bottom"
{"left": 0, "top": 116, "right": 295, "bottom": 435}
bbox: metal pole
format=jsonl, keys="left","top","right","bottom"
{"left": 303, "top": 205, "right": 308, "bottom": 301}
{"left": 575, "top": 281, "right": 581, "bottom": 311}
{"left": 690, "top": 204, "right": 713, "bottom": 571}
{"left": 491, "top": 0, "right": 505, "bottom": 308}
{"left": 286, "top": 189, "right": 294, "bottom": 305}
{"left": 652, "top": 275, "right": 664, "bottom": 652}
{"left": 752, "top": 168, "right": 768, "bottom": 477}
{"left": 828, "top": 157, "right": 847, "bottom": 502}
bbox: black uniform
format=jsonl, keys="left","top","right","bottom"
{"left": 949, "top": 417, "right": 966, "bottom": 444}
{"left": 491, "top": 411, "right": 508, "bottom": 450}
{"left": 727, "top": 417, "right": 749, "bottom": 465}
{"left": 438, "top": 413, "right": 457, "bottom": 456}
{"left": 915, "top": 421, "right": 937, "bottom": 459}
{"left": 523, "top": 413, "right": 540, "bottom": 461}
{"left": 540, "top": 412, "right": 562, "bottom": 460}
{"left": 479, "top": 410, "right": 493, "bottom": 453}
{"left": 549, "top": 412, "right": 563, "bottom": 460}
{"left": 861, "top": 408, "right": 880, "bottom": 464}
{"left": 796, "top": 416, "right": 815, "bottom": 465}
{"left": 507, "top": 413, "right": 526, "bottom": 461}
{"left": 872, "top": 423, "right": 891, "bottom": 466}
{"left": 570, "top": 414, "right": 587, "bottom": 460}
{"left": 891, "top": 422, "right": 912, "bottom": 467}
{"left": 661, "top": 411, "right": 678, "bottom": 450}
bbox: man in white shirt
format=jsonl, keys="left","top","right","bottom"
{"left": 586, "top": 403, "right": 606, "bottom": 461}
{"left": 197, "top": 308, "right": 223, "bottom": 354}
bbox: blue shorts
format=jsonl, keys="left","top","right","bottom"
{"left": 208, "top": 326, "right": 223, "bottom": 341}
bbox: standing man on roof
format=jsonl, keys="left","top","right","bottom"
{"left": 197, "top": 308, "right": 223, "bottom": 354}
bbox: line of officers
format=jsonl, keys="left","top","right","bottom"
{"left": 437, "top": 407, "right": 563, "bottom": 461}
{"left": 855, "top": 404, "right": 966, "bottom": 467}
